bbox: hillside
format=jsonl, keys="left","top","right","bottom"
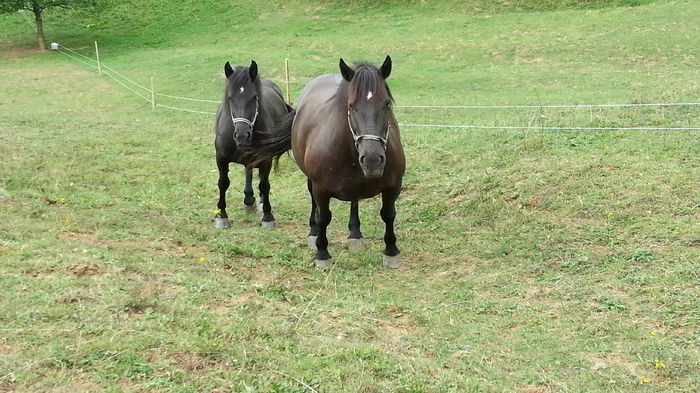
{"left": 0, "top": 1, "right": 698, "bottom": 392}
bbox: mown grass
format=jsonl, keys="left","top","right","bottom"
{"left": 1, "top": 0, "right": 699, "bottom": 392}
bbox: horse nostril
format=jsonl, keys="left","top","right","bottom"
{"left": 233, "top": 131, "right": 239, "bottom": 139}
{"left": 379, "top": 155, "right": 385, "bottom": 165}
{"left": 359, "top": 155, "right": 366, "bottom": 164}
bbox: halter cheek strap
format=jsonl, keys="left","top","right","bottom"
{"left": 230, "top": 98, "right": 259, "bottom": 129}
{"left": 347, "top": 107, "right": 390, "bottom": 150}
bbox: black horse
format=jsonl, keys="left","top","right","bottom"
{"left": 214, "top": 60, "right": 292, "bottom": 229}
{"left": 248, "top": 56, "right": 406, "bottom": 268}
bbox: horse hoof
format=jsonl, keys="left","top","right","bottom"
{"left": 346, "top": 238, "right": 365, "bottom": 252}
{"left": 244, "top": 204, "right": 257, "bottom": 214}
{"left": 315, "top": 258, "right": 334, "bottom": 269}
{"left": 214, "top": 217, "right": 230, "bottom": 229}
{"left": 307, "top": 236, "right": 318, "bottom": 250}
{"left": 261, "top": 220, "right": 276, "bottom": 228}
{"left": 383, "top": 254, "right": 401, "bottom": 269}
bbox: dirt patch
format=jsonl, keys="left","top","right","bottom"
{"left": 56, "top": 294, "right": 92, "bottom": 304}
{"left": 586, "top": 353, "right": 641, "bottom": 376}
{"left": 171, "top": 352, "right": 216, "bottom": 373}
{"left": 68, "top": 263, "right": 103, "bottom": 277}
{"left": 376, "top": 306, "right": 420, "bottom": 344}
{"left": 599, "top": 165, "right": 620, "bottom": 172}
{"left": 211, "top": 292, "right": 255, "bottom": 315}
{"left": 517, "top": 385, "right": 549, "bottom": 393}
{"left": 2, "top": 46, "right": 45, "bottom": 58}
{"left": 0, "top": 343, "right": 20, "bottom": 357}
{"left": 426, "top": 261, "right": 476, "bottom": 282}
{"left": 23, "top": 267, "right": 56, "bottom": 278}
{"left": 228, "top": 264, "right": 277, "bottom": 286}
{"left": 59, "top": 231, "right": 209, "bottom": 259}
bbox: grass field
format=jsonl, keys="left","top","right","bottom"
{"left": 1, "top": 0, "right": 699, "bottom": 392}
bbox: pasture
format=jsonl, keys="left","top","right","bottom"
{"left": 1, "top": 0, "right": 698, "bottom": 392}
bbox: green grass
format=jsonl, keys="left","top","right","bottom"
{"left": 1, "top": 0, "right": 699, "bottom": 392}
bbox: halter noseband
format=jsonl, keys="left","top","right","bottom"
{"left": 347, "top": 106, "right": 390, "bottom": 150}
{"left": 230, "top": 98, "right": 259, "bottom": 130}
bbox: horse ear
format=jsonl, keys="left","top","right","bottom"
{"left": 380, "top": 55, "right": 392, "bottom": 79}
{"left": 339, "top": 58, "right": 355, "bottom": 81}
{"left": 249, "top": 60, "right": 258, "bottom": 81}
{"left": 224, "top": 61, "right": 234, "bottom": 78}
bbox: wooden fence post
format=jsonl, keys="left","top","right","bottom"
{"left": 285, "top": 58, "right": 291, "bottom": 105}
{"left": 151, "top": 76, "right": 156, "bottom": 110}
{"left": 94, "top": 41, "right": 102, "bottom": 76}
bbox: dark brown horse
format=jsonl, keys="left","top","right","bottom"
{"left": 214, "top": 60, "right": 292, "bottom": 229}
{"left": 249, "top": 56, "right": 405, "bottom": 268}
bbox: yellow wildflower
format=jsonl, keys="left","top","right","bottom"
{"left": 199, "top": 257, "right": 205, "bottom": 262}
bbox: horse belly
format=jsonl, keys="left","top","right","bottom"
{"left": 332, "top": 186, "right": 383, "bottom": 201}
{"left": 325, "top": 175, "right": 390, "bottom": 201}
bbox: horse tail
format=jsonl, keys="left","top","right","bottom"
{"left": 247, "top": 109, "right": 295, "bottom": 168}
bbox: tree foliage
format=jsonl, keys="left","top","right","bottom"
{"left": 0, "top": 0, "right": 97, "bottom": 49}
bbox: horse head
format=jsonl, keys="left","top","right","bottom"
{"left": 340, "top": 56, "right": 393, "bottom": 178}
{"left": 224, "top": 60, "right": 260, "bottom": 147}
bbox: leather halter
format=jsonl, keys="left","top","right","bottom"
{"left": 347, "top": 106, "right": 390, "bottom": 151}
{"left": 230, "top": 98, "right": 259, "bottom": 129}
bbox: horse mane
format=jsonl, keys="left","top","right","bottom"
{"left": 346, "top": 62, "right": 394, "bottom": 104}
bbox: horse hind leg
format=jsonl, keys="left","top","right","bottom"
{"left": 214, "top": 158, "right": 231, "bottom": 229}
{"left": 243, "top": 167, "right": 257, "bottom": 214}
{"left": 258, "top": 162, "right": 275, "bottom": 228}
{"left": 346, "top": 200, "right": 365, "bottom": 251}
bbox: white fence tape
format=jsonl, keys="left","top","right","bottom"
{"left": 56, "top": 48, "right": 98, "bottom": 69}
{"left": 47, "top": 38, "right": 699, "bottom": 131}
{"left": 399, "top": 123, "right": 700, "bottom": 131}
{"left": 395, "top": 103, "right": 700, "bottom": 109}
{"left": 156, "top": 104, "right": 216, "bottom": 115}
{"left": 102, "top": 70, "right": 152, "bottom": 103}
{"left": 19, "top": 10, "right": 36, "bottom": 32}
{"left": 101, "top": 63, "right": 152, "bottom": 93}
{"left": 155, "top": 93, "right": 219, "bottom": 103}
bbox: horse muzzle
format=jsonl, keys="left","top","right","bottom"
{"left": 358, "top": 148, "right": 386, "bottom": 178}
{"left": 233, "top": 124, "right": 253, "bottom": 147}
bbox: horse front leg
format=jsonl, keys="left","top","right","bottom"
{"left": 307, "top": 179, "right": 320, "bottom": 249}
{"left": 258, "top": 161, "right": 275, "bottom": 228}
{"left": 243, "top": 166, "right": 256, "bottom": 214}
{"left": 380, "top": 187, "right": 401, "bottom": 268}
{"left": 346, "top": 200, "right": 365, "bottom": 251}
{"left": 214, "top": 157, "right": 231, "bottom": 229}
{"left": 312, "top": 186, "right": 333, "bottom": 269}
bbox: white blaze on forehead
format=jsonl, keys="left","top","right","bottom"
{"left": 239, "top": 87, "right": 245, "bottom": 94}
{"left": 367, "top": 91, "right": 373, "bottom": 101}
